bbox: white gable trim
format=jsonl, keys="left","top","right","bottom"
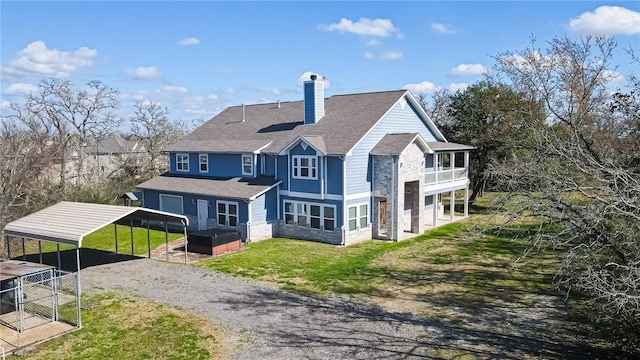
{"left": 278, "top": 135, "right": 326, "bottom": 156}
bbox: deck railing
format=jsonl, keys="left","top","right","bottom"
{"left": 425, "top": 168, "right": 468, "bottom": 185}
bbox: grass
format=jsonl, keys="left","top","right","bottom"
{"left": 22, "top": 293, "right": 229, "bottom": 360}
{"left": 18, "top": 224, "right": 183, "bottom": 256}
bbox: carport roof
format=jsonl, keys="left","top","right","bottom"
{"left": 3, "top": 201, "right": 189, "bottom": 247}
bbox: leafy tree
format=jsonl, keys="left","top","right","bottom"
{"left": 490, "top": 35, "right": 640, "bottom": 351}
{"left": 438, "top": 80, "right": 544, "bottom": 202}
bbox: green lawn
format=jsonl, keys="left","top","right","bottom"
{"left": 24, "top": 224, "right": 183, "bottom": 256}
{"left": 22, "top": 293, "right": 229, "bottom": 360}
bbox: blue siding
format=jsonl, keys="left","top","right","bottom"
{"left": 211, "top": 153, "right": 243, "bottom": 177}
{"left": 140, "top": 189, "right": 249, "bottom": 223}
{"left": 169, "top": 152, "right": 198, "bottom": 175}
{"left": 326, "top": 156, "right": 343, "bottom": 195}
{"left": 277, "top": 155, "right": 288, "bottom": 190}
{"left": 250, "top": 188, "right": 278, "bottom": 223}
{"left": 251, "top": 191, "right": 267, "bottom": 223}
{"left": 346, "top": 97, "right": 439, "bottom": 194}
{"left": 264, "top": 155, "right": 276, "bottom": 176}
{"left": 289, "top": 143, "right": 321, "bottom": 193}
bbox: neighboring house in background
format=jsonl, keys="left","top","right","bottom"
{"left": 137, "top": 75, "right": 473, "bottom": 245}
{"left": 88, "top": 134, "right": 147, "bottom": 179}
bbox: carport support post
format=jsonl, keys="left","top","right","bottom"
{"left": 114, "top": 223, "right": 118, "bottom": 254}
{"left": 130, "top": 219, "right": 134, "bottom": 256}
{"left": 147, "top": 220, "right": 151, "bottom": 258}
{"left": 182, "top": 221, "right": 188, "bottom": 265}
{"left": 75, "top": 245, "right": 82, "bottom": 328}
{"left": 22, "top": 237, "right": 25, "bottom": 260}
{"left": 57, "top": 243, "right": 61, "bottom": 270}
{"left": 164, "top": 218, "right": 169, "bottom": 262}
{"left": 39, "top": 241, "right": 43, "bottom": 264}
{"left": 6, "top": 235, "right": 11, "bottom": 259}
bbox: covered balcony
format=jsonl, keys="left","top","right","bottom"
{"left": 424, "top": 145, "right": 471, "bottom": 186}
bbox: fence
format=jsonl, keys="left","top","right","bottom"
{"left": 0, "top": 270, "right": 78, "bottom": 333}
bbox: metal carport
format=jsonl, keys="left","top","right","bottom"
{"left": 3, "top": 201, "right": 190, "bottom": 294}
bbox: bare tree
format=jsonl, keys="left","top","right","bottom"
{"left": 414, "top": 89, "right": 452, "bottom": 125}
{"left": 7, "top": 78, "right": 120, "bottom": 195}
{"left": 0, "top": 118, "right": 58, "bottom": 248}
{"left": 489, "top": 36, "right": 640, "bottom": 350}
{"left": 129, "top": 101, "right": 186, "bottom": 176}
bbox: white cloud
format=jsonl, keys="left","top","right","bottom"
{"left": 364, "top": 51, "right": 403, "bottom": 60}
{"left": 207, "top": 94, "right": 219, "bottom": 100}
{"left": 1, "top": 40, "right": 97, "bottom": 78}
{"left": 569, "top": 6, "right": 640, "bottom": 35}
{"left": 431, "top": 23, "right": 456, "bottom": 35}
{"left": 319, "top": 18, "right": 401, "bottom": 38}
{"left": 380, "top": 51, "right": 403, "bottom": 60}
{"left": 225, "top": 87, "right": 235, "bottom": 95}
{"left": 603, "top": 69, "right": 625, "bottom": 85}
{"left": 215, "top": 67, "right": 234, "bottom": 74}
{"left": 449, "top": 63, "right": 488, "bottom": 76}
{"left": 448, "top": 83, "right": 469, "bottom": 92}
{"left": 365, "top": 39, "right": 380, "bottom": 47}
{"left": 1, "top": 101, "right": 11, "bottom": 109}
{"left": 126, "top": 66, "right": 162, "bottom": 81}
{"left": 403, "top": 81, "right": 441, "bottom": 94}
{"left": 3, "top": 82, "right": 39, "bottom": 95}
{"left": 176, "top": 37, "right": 200, "bottom": 46}
{"left": 161, "top": 85, "right": 189, "bottom": 93}
{"left": 297, "top": 71, "right": 331, "bottom": 88}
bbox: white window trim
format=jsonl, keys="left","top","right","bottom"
{"left": 159, "top": 194, "right": 183, "bottom": 214}
{"left": 242, "top": 154, "right": 254, "bottom": 176}
{"left": 283, "top": 200, "right": 335, "bottom": 231}
{"left": 347, "top": 203, "right": 369, "bottom": 232}
{"left": 176, "top": 153, "right": 189, "bottom": 172}
{"left": 217, "top": 200, "right": 239, "bottom": 227}
{"left": 292, "top": 155, "right": 318, "bottom": 180}
{"left": 199, "top": 153, "right": 208, "bottom": 173}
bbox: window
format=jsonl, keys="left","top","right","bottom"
{"left": 176, "top": 153, "right": 189, "bottom": 171}
{"left": 292, "top": 155, "right": 317, "bottom": 179}
{"left": 217, "top": 200, "right": 238, "bottom": 227}
{"left": 199, "top": 154, "right": 208, "bottom": 172}
{"left": 283, "top": 200, "right": 335, "bottom": 231}
{"left": 160, "top": 194, "right": 183, "bottom": 214}
{"left": 348, "top": 204, "right": 368, "bottom": 231}
{"left": 242, "top": 155, "right": 253, "bottom": 176}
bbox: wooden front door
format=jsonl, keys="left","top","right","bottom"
{"left": 378, "top": 199, "right": 387, "bottom": 236}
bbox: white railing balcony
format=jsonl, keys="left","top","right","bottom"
{"left": 424, "top": 168, "right": 468, "bottom": 185}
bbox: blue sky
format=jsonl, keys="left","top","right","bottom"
{"left": 1, "top": 1, "right": 639, "bottom": 123}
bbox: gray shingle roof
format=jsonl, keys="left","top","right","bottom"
{"left": 371, "top": 133, "right": 423, "bottom": 155}
{"left": 165, "top": 90, "right": 409, "bottom": 155}
{"left": 136, "top": 174, "right": 281, "bottom": 200}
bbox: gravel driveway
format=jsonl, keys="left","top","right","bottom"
{"left": 80, "top": 257, "right": 438, "bottom": 359}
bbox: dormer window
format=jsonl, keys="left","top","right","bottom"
{"left": 176, "top": 153, "right": 189, "bottom": 171}
{"left": 242, "top": 155, "right": 253, "bottom": 176}
{"left": 292, "top": 155, "right": 317, "bottom": 179}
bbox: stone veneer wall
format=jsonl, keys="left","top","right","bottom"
{"left": 396, "top": 143, "right": 426, "bottom": 237}
{"left": 372, "top": 155, "right": 396, "bottom": 240}
{"left": 247, "top": 221, "right": 279, "bottom": 242}
{"left": 277, "top": 220, "right": 343, "bottom": 245}
{"left": 344, "top": 226, "right": 373, "bottom": 246}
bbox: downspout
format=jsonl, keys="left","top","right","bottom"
{"left": 246, "top": 200, "right": 252, "bottom": 244}
{"left": 391, "top": 155, "right": 396, "bottom": 241}
{"left": 341, "top": 155, "right": 346, "bottom": 246}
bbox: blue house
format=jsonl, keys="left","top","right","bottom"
{"left": 137, "top": 75, "right": 473, "bottom": 245}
